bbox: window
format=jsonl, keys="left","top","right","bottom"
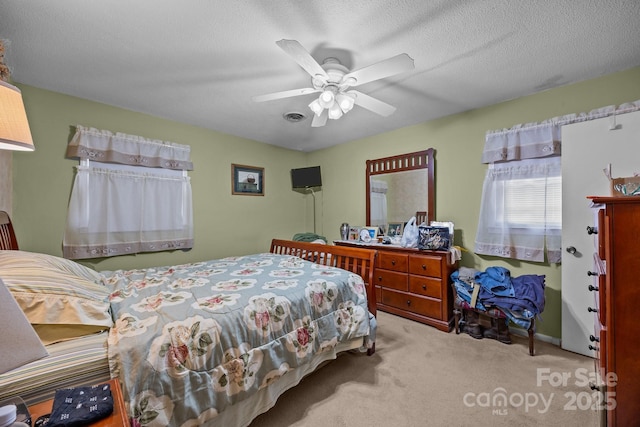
{"left": 63, "top": 126, "right": 194, "bottom": 260}
{"left": 474, "top": 156, "right": 561, "bottom": 263}
{"left": 502, "top": 175, "right": 561, "bottom": 229}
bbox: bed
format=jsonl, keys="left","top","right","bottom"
{"left": 0, "top": 239, "right": 377, "bottom": 426}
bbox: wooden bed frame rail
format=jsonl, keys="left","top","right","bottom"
{"left": 270, "top": 239, "right": 377, "bottom": 317}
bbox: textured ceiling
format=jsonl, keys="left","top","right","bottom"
{"left": 1, "top": 0, "right": 640, "bottom": 152}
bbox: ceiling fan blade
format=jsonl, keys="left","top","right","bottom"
{"left": 252, "top": 87, "right": 320, "bottom": 102}
{"left": 276, "top": 39, "right": 329, "bottom": 81}
{"left": 311, "top": 110, "right": 328, "bottom": 127}
{"left": 351, "top": 90, "right": 397, "bottom": 117}
{"left": 342, "top": 53, "right": 414, "bottom": 87}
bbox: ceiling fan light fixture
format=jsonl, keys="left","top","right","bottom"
{"left": 328, "top": 103, "right": 343, "bottom": 120}
{"left": 308, "top": 99, "right": 323, "bottom": 116}
{"left": 336, "top": 93, "right": 355, "bottom": 113}
{"left": 318, "top": 89, "right": 335, "bottom": 109}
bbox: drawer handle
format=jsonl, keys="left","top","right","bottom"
{"left": 589, "top": 382, "right": 600, "bottom": 391}
{"left": 421, "top": 264, "right": 427, "bottom": 270}
{"left": 422, "top": 285, "right": 427, "bottom": 290}
{"left": 587, "top": 271, "right": 598, "bottom": 277}
{"left": 586, "top": 226, "right": 598, "bottom": 235}
{"left": 588, "top": 306, "right": 598, "bottom": 313}
{"left": 391, "top": 260, "right": 396, "bottom": 265}
{"left": 406, "top": 300, "right": 411, "bottom": 306}
{"left": 588, "top": 345, "right": 599, "bottom": 351}
{"left": 589, "top": 335, "right": 600, "bottom": 343}
{"left": 377, "top": 276, "right": 383, "bottom": 282}
{"left": 588, "top": 284, "right": 599, "bottom": 292}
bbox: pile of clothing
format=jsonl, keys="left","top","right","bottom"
{"left": 451, "top": 266, "right": 545, "bottom": 343}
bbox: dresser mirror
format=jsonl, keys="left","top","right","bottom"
{"left": 366, "top": 149, "right": 435, "bottom": 232}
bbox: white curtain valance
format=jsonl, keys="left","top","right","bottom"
{"left": 482, "top": 100, "right": 640, "bottom": 163}
{"left": 370, "top": 179, "right": 388, "bottom": 194}
{"left": 66, "top": 125, "right": 193, "bottom": 170}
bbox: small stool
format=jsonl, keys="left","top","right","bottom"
{"left": 452, "top": 286, "right": 536, "bottom": 356}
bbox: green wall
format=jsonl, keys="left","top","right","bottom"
{"left": 308, "top": 66, "right": 640, "bottom": 339}
{"left": 12, "top": 86, "right": 309, "bottom": 271}
{"left": 12, "top": 66, "right": 640, "bottom": 340}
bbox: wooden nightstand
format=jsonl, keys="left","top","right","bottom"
{"left": 27, "top": 378, "right": 129, "bottom": 427}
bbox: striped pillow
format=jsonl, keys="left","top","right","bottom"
{"left": 0, "top": 250, "right": 112, "bottom": 343}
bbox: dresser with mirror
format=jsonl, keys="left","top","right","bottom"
{"left": 336, "top": 149, "right": 457, "bottom": 331}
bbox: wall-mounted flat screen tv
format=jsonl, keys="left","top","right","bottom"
{"left": 291, "top": 166, "right": 322, "bottom": 188}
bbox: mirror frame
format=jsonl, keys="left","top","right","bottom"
{"left": 366, "top": 148, "right": 435, "bottom": 227}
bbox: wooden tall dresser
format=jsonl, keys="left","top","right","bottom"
{"left": 335, "top": 241, "right": 458, "bottom": 331}
{"left": 588, "top": 197, "right": 640, "bottom": 426}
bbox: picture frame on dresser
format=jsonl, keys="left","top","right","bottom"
{"left": 347, "top": 226, "right": 362, "bottom": 241}
{"left": 387, "top": 222, "right": 404, "bottom": 237}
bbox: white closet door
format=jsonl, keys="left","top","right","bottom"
{"left": 561, "top": 110, "right": 640, "bottom": 356}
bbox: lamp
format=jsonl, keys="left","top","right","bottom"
{"left": 0, "top": 80, "right": 34, "bottom": 151}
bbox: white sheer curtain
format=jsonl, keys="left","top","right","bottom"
{"left": 63, "top": 126, "right": 193, "bottom": 259}
{"left": 370, "top": 179, "right": 387, "bottom": 229}
{"left": 474, "top": 157, "right": 561, "bottom": 263}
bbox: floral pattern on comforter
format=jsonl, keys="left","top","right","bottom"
{"left": 102, "top": 253, "right": 374, "bottom": 427}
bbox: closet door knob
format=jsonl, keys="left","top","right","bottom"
{"left": 589, "top": 383, "right": 600, "bottom": 391}
{"left": 588, "top": 345, "right": 599, "bottom": 351}
{"left": 588, "top": 307, "right": 598, "bottom": 313}
{"left": 589, "top": 335, "right": 600, "bottom": 342}
{"left": 586, "top": 226, "right": 598, "bottom": 235}
{"left": 566, "top": 246, "right": 577, "bottom": 254}
{"left": 587, "top": 271, "right": 599, "bottom": 277}
{"left": 588, "top": 284, "right": 599, "bottom": 292}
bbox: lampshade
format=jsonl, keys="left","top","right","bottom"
{"left": 0, "top": 80, "right": 34, "bottom": 151}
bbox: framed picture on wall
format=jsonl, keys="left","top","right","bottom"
{"left": 232, "top": 164, "right": 264, "bottom": 196}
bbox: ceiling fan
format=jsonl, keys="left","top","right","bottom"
{"left": 252, "top": 39, "right": 415, "bottom": 127}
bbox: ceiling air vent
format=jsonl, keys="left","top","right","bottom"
{"left": 283, "top": 112, "right": 307, "bottom": 123}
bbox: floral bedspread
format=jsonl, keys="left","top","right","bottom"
{"left": 102, "top": 253, "right": 374, "bottom": 427}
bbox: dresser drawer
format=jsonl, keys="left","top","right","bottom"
{"left": 375, "top": 269, "right": 408, "bottom": 291}
{"left": 382, "top": 289, "right": 442, "bottom": 319}
{"left": 408, "top": 275, "right": 442, "bottom": 299}
{"left": 378, "top": 251, "right": 408, "bottom": 272}
{"left": 591, "top": 320, "right": 606, "bottom": 380}
{"left": 408, "top": 254, "right": 442, "bottom": 278}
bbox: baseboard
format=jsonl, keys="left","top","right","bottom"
{"left": 510, "top": 327, "right": 561, "bottom": 347}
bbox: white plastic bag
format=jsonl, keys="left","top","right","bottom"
{"left": 400, "top": 216, "right": 419, "bottom": 248}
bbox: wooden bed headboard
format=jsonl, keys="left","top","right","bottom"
{"left": 270, "top": 239, "right": 377, "bottom": 317}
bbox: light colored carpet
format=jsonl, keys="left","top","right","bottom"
{"left": 250, "top": 311, "right": 602, "bottom": 427}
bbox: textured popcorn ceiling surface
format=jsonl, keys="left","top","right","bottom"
{"left": 1, "top": 1, "right": 639, "bottom": 151}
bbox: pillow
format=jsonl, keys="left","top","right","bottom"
{"left": 0, "top": 250, "right": 112, "bottom": 344}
